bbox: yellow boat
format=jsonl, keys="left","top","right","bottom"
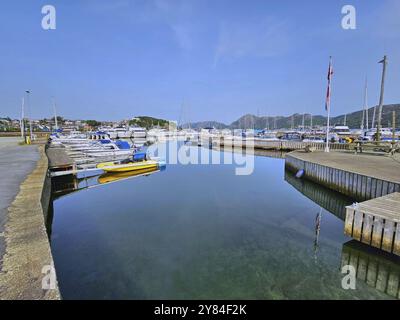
{"left": 98, "top": 167, "right": 159, "bottom": 184}
{"left": 96, "top": 160, "right": 159, "bottom": 173}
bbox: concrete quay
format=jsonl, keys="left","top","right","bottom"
{"left": 0, "top": 138, "right": 60, "bottom": 300}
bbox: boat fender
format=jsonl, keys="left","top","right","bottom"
{"left": 295, "top": 169, "right": 304, "bottom": 179}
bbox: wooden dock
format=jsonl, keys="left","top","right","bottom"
{"left": 216, "top": 137, "right": 350, "bottom": 151}
{"left": 344, "top": 192, "right": 400, "bottom": 256}
{"left": 285, "top": 151, "right": 400, "bottom": 201}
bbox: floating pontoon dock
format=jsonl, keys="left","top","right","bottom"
{"left": 345, "top": 192, "right": 400, "bottom": 257}
{"left": 285, "top": 151, "right": 400, "bottom": 201}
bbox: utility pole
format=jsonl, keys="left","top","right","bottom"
{"left": 25, "top": 90, "right": 32, "bottom": 142}
{"left": 376, "top": 55, "right": 388, "bottom": 142}
{"left": 343, "top": 114, "right": 347, "bottom": 126}
{"left": 310, "top": 114, "right": 313, "bottom": 129}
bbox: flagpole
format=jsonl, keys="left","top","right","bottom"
{"left": 325, "top": 100, "right": 331, "bottom": 152}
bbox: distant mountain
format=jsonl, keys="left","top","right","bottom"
{"left": 185, "top": 104, "right": 400, "bottom": 130}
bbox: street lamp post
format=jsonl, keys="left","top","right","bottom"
{"left": 25, "top": 90, "right": 32, "bottom": 142}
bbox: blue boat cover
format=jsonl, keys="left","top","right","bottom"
{"left": 133, "top": 152, "right": 146, "bottom": 161}
{"left": 115, "top": 140, "right": 131, "bottom": 150}
{"left": 99, "top": 139, "right": 111, "bottom": 144}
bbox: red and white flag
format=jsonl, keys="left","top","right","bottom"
{"left": 325, "top": 57, "right": 333, "bottom": 111}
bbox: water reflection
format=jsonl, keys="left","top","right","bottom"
{"left": 342, "top": 240, "right": 400, "bottom": 299}
{"left": 211, "top": 144, "right": 286, "bottom": 159}
{"left": 313, "top": 207, "right": 322, "bottom": 263}
{"left": 49, "top": 142, "right": 399, "bottom": 299}
{"left": 285, "top": 168, "right": 400, "bottom": 299}
{"left": 51, "top": 167, "right": 163, "bottom": 198}
{"left": 284, "top": 169, "right": 353, "bottom": 220}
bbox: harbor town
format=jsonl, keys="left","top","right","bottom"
{"left": 1, "top": 1, "right": 400, "bottom": 304}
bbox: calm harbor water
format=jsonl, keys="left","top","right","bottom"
{"left": 50, "top": 142, "right": 397, "bottom": 299}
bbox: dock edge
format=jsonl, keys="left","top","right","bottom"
{"left": 0, "top": 145, "right": 60, "bottom": 300}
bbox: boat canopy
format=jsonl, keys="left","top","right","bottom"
{"left": 133, "top": 152, "right": 146, "bottom": 162}
{"left": 115, "top": 140, "right": 131, "bottom": 150}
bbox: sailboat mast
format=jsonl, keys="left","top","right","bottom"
{"left": 372, "top": 106, "right": 376, "bottom": 128}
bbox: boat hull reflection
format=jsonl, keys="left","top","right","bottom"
{"left": 52, "top": 166, "right": 164, "bottom": 198}
{"left": 98, "top": 167, "right": 160, "bottom": 184}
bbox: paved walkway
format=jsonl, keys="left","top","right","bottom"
{"left": 290, "top": 151, "right": 400, "bottom": 184}
{"left": 0, "top": 138, "right": 39, "bottom": 267}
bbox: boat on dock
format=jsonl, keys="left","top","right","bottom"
{"left": 97, "top": 167, "right": 160, "bottom": 184}
{"left": 97, "top": 160, "right": 159, "bottom": 173}
{"left": 96, "top": 152, "right": 165, "bottom": 173}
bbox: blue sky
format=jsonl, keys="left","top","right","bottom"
{"left": 1, "top": 0, "right": 399, "bottom": 123}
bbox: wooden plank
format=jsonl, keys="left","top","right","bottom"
{"left": 376, "top": 180, "right": 383, "bottom": 197}
{"left": 353, "top": 211, "right": 364, "bottom": 241}
{"left": 371, "top": 217, "right": 384, "bottom": 249}
{"left": 371, "top": 179, "right": 377, "bottom": 199}
{"left": 382, "top": 220, "right": 396, "bottom": 253}
{"left": 366, "top": 177, "right": 372, "bottom": 200}
{"left": 394, "top": 223, "right": 400, "bottom": 256}
{"left": 382, "top": 181, "right": 389, "bottom": 196}
{"left": 361, "top": 214, "right": 373, "bottom": 245}
{"left": 344, "top": 208, "right": 355, "bottom": 236}
{"left": 361, "top": 176, "right": 367, "bottom": 200}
